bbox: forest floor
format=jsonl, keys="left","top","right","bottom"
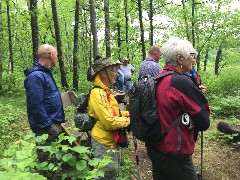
{"left": 122, "top": 119, "right": 240, "bottom": 180}
{"left": 1, "top": 97, "right": 239, "bottom": 180}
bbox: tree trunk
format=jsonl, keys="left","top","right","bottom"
{"left": 181, "top": 0, "right": 190, "bottom": 41}
{"left": 204, "top": 50, "right": 208, "bottom": 71}
{"left": 196, "top": 51, "right": 200, "bottom": 71}
{"left": 42, "top": 0, "right": 55, "bottom": 39}
{"left": 137, "top": 0, "right": 146, "bottom": 60}
{"left": 117, "top": 20, "right": 121, "bottom": 60}
{"left": 0, "top": 1, "right": 3, "bottom": 93}
{"left": 29, "top": 0, "right": 39, "bottom": 61}
{"left": 73, "top": 0, "right": 80, "bottom": 91}
{"left": 83, "top": 8, "right": 92, "bottom": 66}
{"left": 51, "top": 0, "right": 69, "bottom": 89}
{"left": 215, "top": 44, "right": 222, "bottom": 75}
{"left": 191, "top": 0, "right": 195, "bottom": 47}
{"left": 7, "top": 0, "right": 14, "bottom": 72}
{"left": 149, "top": 0, "right": 153, "bottom": 46}
{"left": 104, "top": 0, "right": 111, "bottom": 57}
{"left": 124, "top": 0, "right": 129, "bottom": 58}
{"left": 89, "top": 0, "right": 98, "bottom": 61}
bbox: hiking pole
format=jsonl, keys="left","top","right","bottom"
{"left": 133, "top": 135, "right": 142, "bottom": 180}
{"left": 200, "top": 131, "right": 203, "bottom": 180}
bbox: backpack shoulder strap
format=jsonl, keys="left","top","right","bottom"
{"left": 155, "top": 71, "right": 174, "bottom": 82}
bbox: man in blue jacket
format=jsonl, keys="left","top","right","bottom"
{"left": 24, "top": 44, "right": 65, "bottom": 162}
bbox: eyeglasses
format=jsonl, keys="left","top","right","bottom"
{"left": 190, "top": 53, "right": 196, "bottom": 59}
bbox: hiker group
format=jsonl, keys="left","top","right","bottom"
{"left": 24, "top": 37, "right": 210, "bottom": 180}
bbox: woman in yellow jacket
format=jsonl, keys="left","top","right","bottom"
{"left": 88, "top": 57, "right": 130, "bottom": 179}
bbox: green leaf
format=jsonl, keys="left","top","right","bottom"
{"left": 61, "top": 145, "right": 69, "bottom": 151}
{"left": 55, "top": 151, "right": 63, "bottom": 160}
{"left": 3, "top": 148, "right": 16, "bottom": 157}
{"left": 38, "top": 162, "right": 48, "bottom": 168}
{"left": 42, "top": 134, "right": 49, "bottom": 141}
{"left": 76, "top": 160, "right": 86, "bottom": 171}
{"left": 88, "top": 158, "right": 101, "bottom": 166}
{"left": 98, "top": 156, "right": 112, "bottom": 169}
{"left": 35, "top": 136, "right": 43, "bottom": 143}
{"left": 62, "top": 153, "right": 73, "bottom": 162}
{"left": 72, "top": 146, "right": 90, "bottom": 154}
{"left": 64, "top": 135, "right": 77, "bottom": 145}
{"left": 48, "top": 163, "right": 54, "bottom": 170}
{"left": 57, "top": 133, "right": 65, "bottom": 143}
{"left": 85, "top": 169, "right": 104, "bottom": 179}
{"left": 67, "top": 156, "right": 77, "bottom": 167}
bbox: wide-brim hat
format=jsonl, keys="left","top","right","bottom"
{"left": 89, "top": 57, "right": 120, "bottom": 81}
{"left": 116, "top": 60, "right": 123, "bottom": 65}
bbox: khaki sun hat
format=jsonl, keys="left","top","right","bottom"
{"left": 89, "top": 57, "right": 120, "bottom": 81}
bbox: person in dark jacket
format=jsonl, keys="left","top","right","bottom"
{"left": 146, "top": 37, "right": 210, "bottom": 180}
{"left": 24, "top": 44, "right": 64, "bottom": 162}
{"left": 113, "top": 60, "right": 125, "bottom": 91}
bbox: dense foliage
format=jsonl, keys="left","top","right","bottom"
{"left": 0, "top": 0, "right": 239, "bottom": 179}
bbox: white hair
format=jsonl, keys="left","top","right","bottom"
{"left": 162, "top": 37, "right": 196, "bottom": 66}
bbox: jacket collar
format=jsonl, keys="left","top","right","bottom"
{"left": 163, "top": 65, "right": 183, "bottom": 75}
{"left": 24, "top": 61, "right": 52, "bottom": 76}
{"left": 93, "top": 74, "right": 112, "bottom": 91}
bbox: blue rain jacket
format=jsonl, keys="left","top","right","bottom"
{"left": 24, "top": 61, "right": 65, "bottom": 132}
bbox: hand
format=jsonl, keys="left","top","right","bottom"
{"left": 121, "top": 111, "right": 130, "bottom": 117}
{"left": 199, "top": 85, "right": 206, "bottom": 94}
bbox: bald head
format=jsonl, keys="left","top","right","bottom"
{"left": 148, "top": 45, "right": 162, "bottom": 62}
{"left": 38, "top": 44, "right": 56, "bottom": 58}
{"left": 37, "top": 44, "right": 58, "bottom": 68}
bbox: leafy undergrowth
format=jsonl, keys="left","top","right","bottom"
{"left": 1, "top": 95, "right": 239, "bottom": 179}
{"left": 124, "top": 118, "right": 240, "bottom": 180}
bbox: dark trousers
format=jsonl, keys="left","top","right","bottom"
{"left": 146, "top": 145, "right": 198, "bottom": 180}
{"left": 34, "top": 123, "right": 63, "bottom": 162}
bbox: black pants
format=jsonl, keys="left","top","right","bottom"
{"left": 34, "top": 123, "right": 63, "bottom": 162}
{"left": 146, "top": 145, "right": 198, "bottom": 180}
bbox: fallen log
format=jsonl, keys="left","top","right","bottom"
{"left": 217, "top": 121, "right": 240, "bottom": 135}
{"left": 217, "top": 121, "right": 240, "bottom": 143}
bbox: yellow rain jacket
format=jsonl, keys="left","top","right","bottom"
{"left": 88, "top": 74, "right": 130, "bottom": 149}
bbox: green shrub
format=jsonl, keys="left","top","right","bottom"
{"left": 209, "top": 95, "right": 240, "bottom": 118}
{"left": 1, "top": 70, "right": 25, "bottom": 96}
{"left": 0, "top": 133, "right": 112, "bottom": 180}
{"left": 203, "top": 66, "right": 240, "bottom": 97}
{"left": 202, "top": 66, "right": 240, "bottom": 118}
